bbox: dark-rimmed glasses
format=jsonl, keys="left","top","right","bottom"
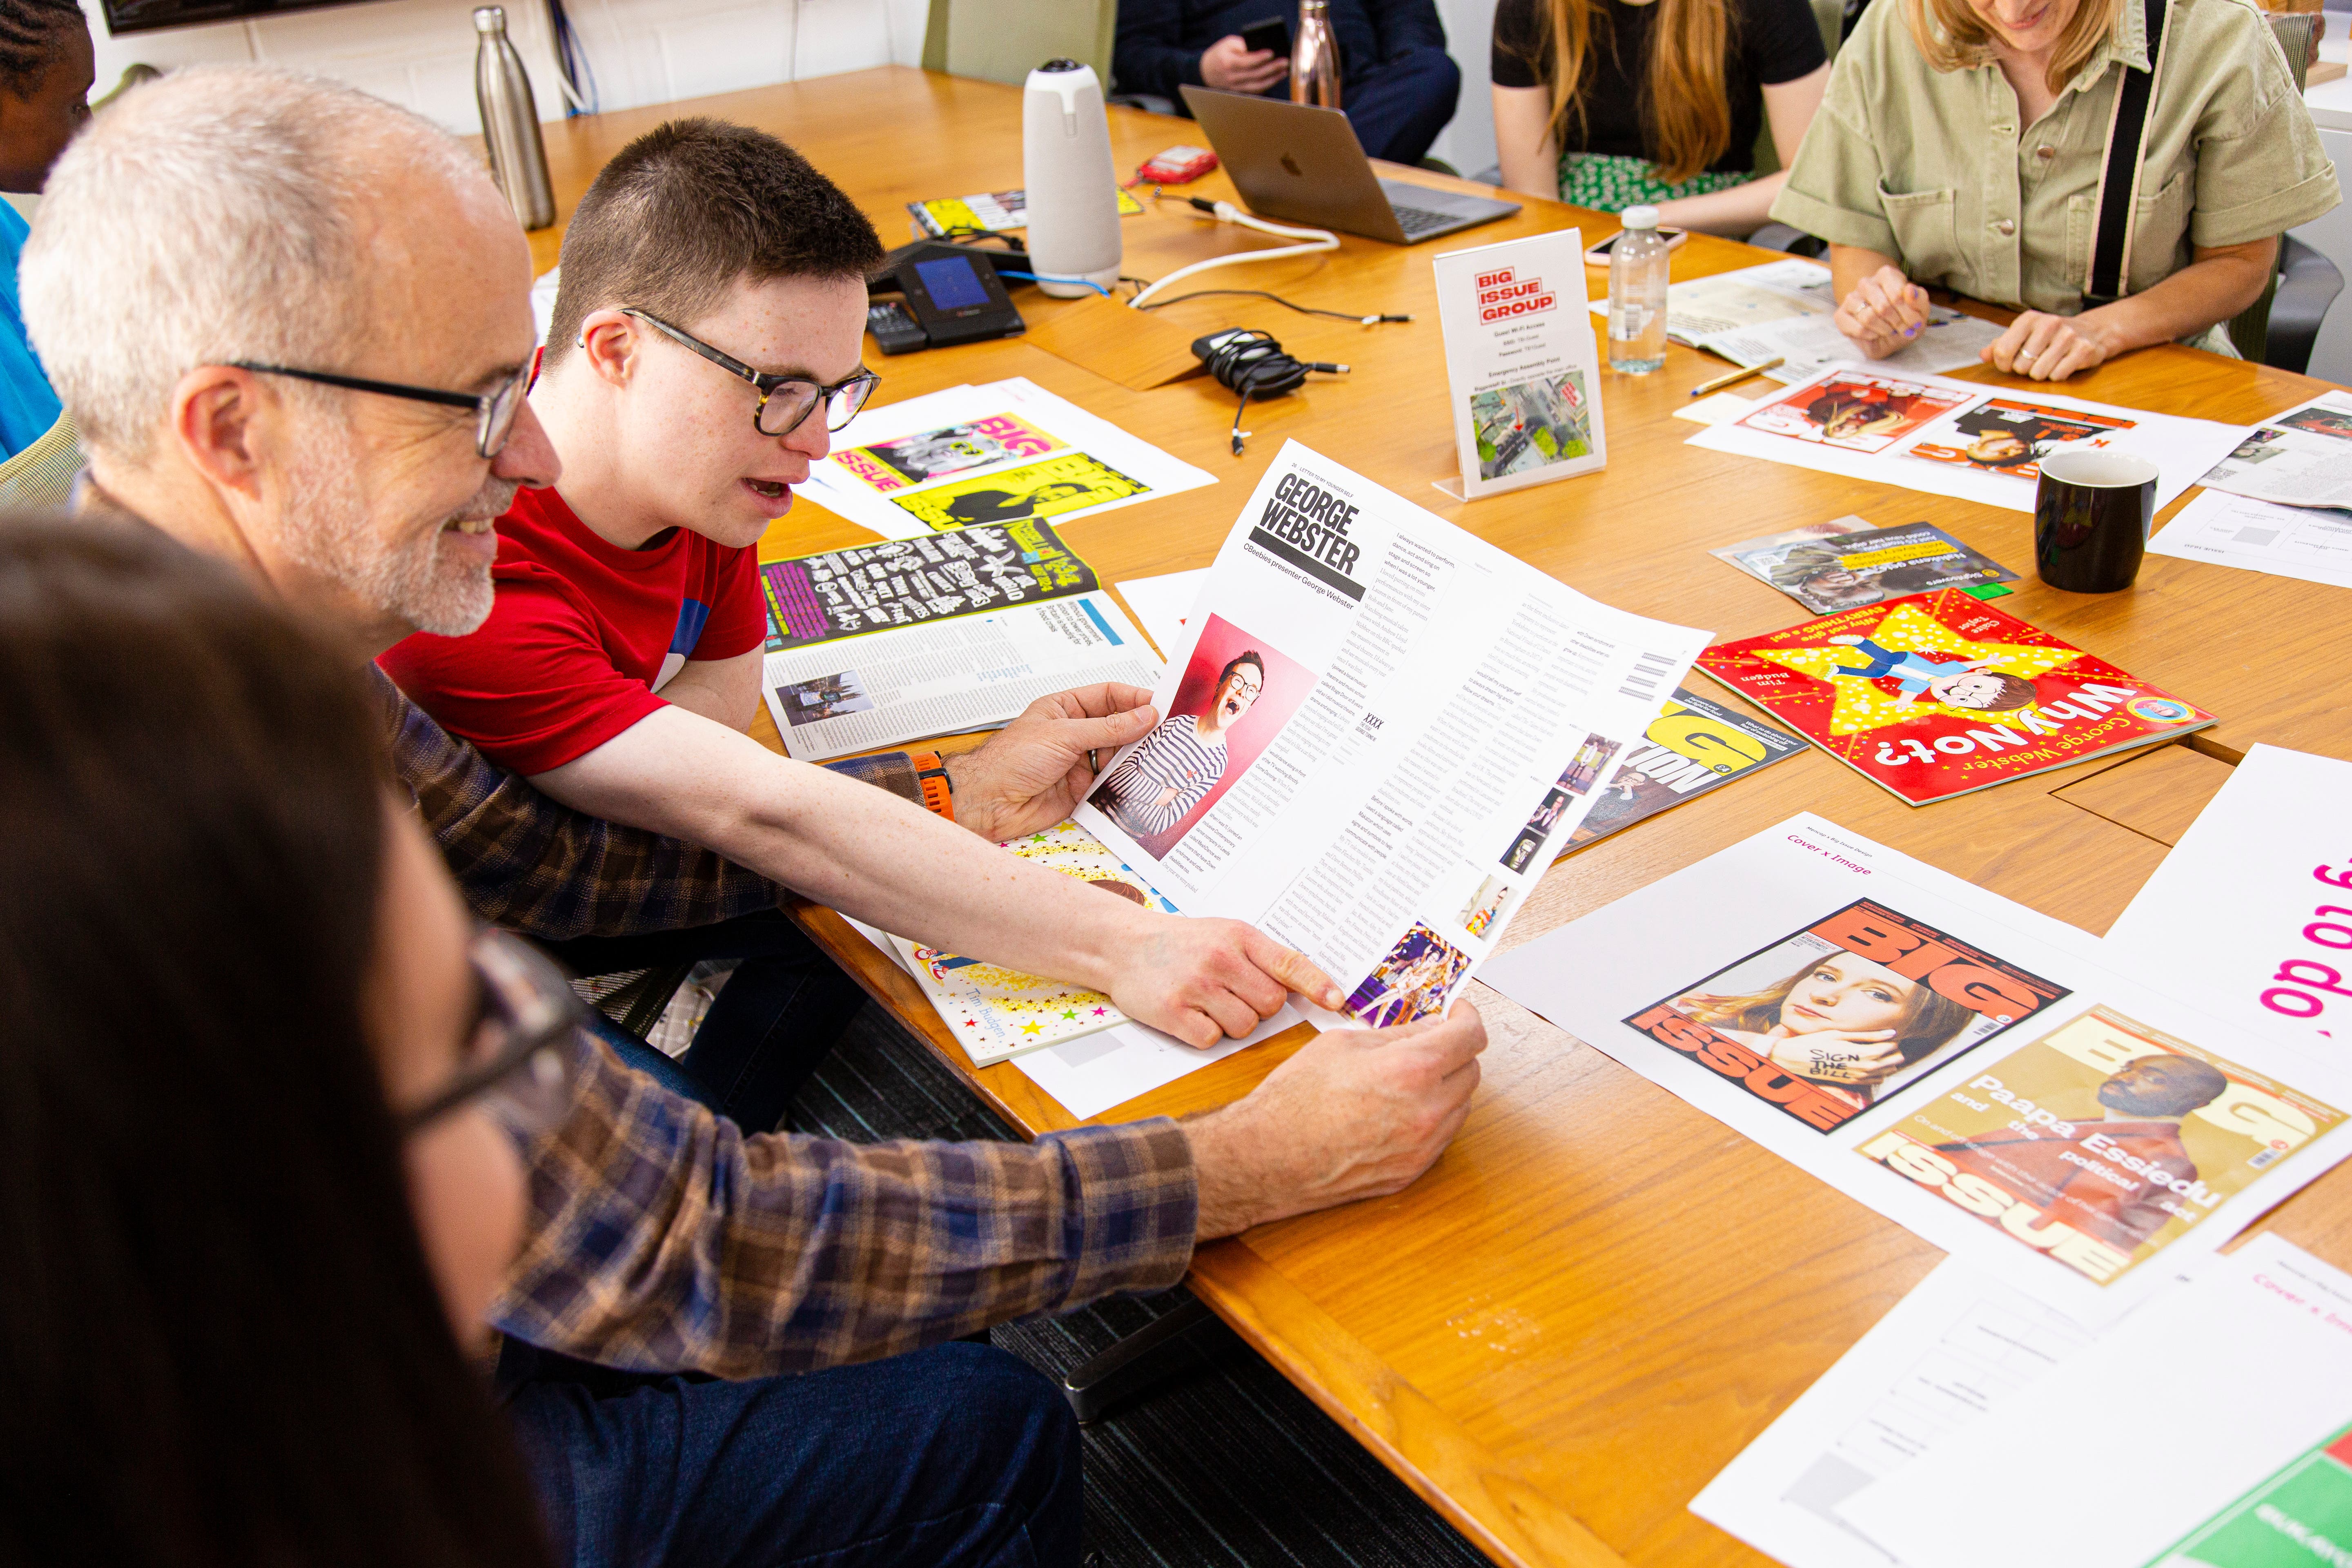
{"left": 621, "top": 307, "right": 880, "bottom": 437}
{"left": 230, "top": 360, "right": 531, "bottom": 459}
{"left": 401, "top": 927, "right": 586, "bottom": 1140}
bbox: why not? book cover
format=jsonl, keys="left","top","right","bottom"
{"left": 1697, "top": 590, "right": 2214, "bottom": 806}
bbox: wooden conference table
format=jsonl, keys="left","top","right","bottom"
{"left": 522, "top": 67, "right": 2352, "bottom": 1568}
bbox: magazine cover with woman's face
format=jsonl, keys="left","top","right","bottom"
{"left": 1624, "top": 899, "right": 2069, "bottom": 1131}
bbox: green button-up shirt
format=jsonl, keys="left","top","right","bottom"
{"left": 1771, "top": 0, "right": 2339, "bottom": 315}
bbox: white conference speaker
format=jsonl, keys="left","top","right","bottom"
{"left": 1021, "top": 59, "right": 1122, "bottom": 297}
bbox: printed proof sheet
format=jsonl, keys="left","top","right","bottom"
{"left": 797, "top": 378, "right": 1214, "bottom": 541}
{"left": 1075, "top": 441, "right": 1711, "bottom": 1035}
{"left": 1480, "top": 815, "right": 2352, "bottom": 1323}
{"left": 1685, "top": 366, "right": 2244, "bottom": 514}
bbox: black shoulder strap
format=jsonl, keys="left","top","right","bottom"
{"left": 2084, "top": 0, "right": 2172, "bottom": 305}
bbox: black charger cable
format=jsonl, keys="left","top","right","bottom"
{"left": 1192, "top": 327, "right": 1346, "bottom": 457}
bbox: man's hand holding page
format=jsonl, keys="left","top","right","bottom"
{"left": 1187, "top": 1002, "right": 1489, "bottom": 1236}
{"left": 530, "top": 700, "right": 1335, "bottom": 1046}
{"left": 944, "top": 682, "right": 1161, "bottom": 843}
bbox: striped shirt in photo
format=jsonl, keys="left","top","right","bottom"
{"left": 1097, "top": 714, "right": 1228, "bottom": 837}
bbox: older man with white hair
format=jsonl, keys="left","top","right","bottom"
{"left": 22, "top": 65, "right": 1489, "bottom": 1564}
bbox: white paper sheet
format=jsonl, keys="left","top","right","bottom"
{"left": 1685, "top": 366, "right": 2245, "bottom": 514}
{"left": 1113, "top": 568, "right": 1209, "bottom": 659}
{"left": 2147, "top": 488, "right": 2352, "bottom": 590}
{"left": 2107, "top": 744, "right": 2352, "bottom": 1055}
{"left": 1433, "top": 228, "right": 1607, "bottom": 498}
{"left": 1838, "top": 1235, "right": 2352, "bottom": 1568}
{"left": 1477, "top": 814, "right": 2352, "bottom": 1323}
{"left": 1694, "top": 311, "right": 2007, "bottom": 388}
{"left": 1011, "top": 1006, "right": 1303, "bottom": 1120}
{"left": 1692, "top": 1258, "right": 2106, "bottom": 1568}
{"left": 1588, "top": 256, "right": 1838, "bottom": 344}
{"left": 764, "top": 590, "right": 1157, "bottom": 762}
{"left": 2196, "top": 388, "right": 2352, "bottom": 507}
{"left": 1076, "top": 441, "right": 1711, "bottom": 1034}
{"left": 797, "top": 378, "right": 1216, "bottom": 540}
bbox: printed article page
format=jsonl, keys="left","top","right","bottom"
{"left": 1074, "top": 441, "right": 1711, "bottom": 1033}
{"left": 766, "top": 591, "right": 1155, "bottom": 762}
{"left": 1480, "top": 814, "right": 2352, "bottom": 1325}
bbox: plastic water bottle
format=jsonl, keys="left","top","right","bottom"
{"left": 1608, "top": 205, "right": 1671, "bottom": 374}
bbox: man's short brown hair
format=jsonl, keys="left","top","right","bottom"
{"left": 545, "top": 117, "right": 882, "bottom": 365}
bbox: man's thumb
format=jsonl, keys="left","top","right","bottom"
{"left": 1072, "top": 705, "right": 1156, "bottom": 751}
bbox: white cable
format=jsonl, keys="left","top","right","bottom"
{"left": 1126, "top": 201, "right": 1340, "bottom": 310}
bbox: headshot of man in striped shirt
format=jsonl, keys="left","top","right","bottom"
{"left": 1096, "top": 647, "right": 1265, "bottom": 841}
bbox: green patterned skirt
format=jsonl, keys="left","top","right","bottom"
{"left": 1557, "top": 151, "right": 1750, "bottom": 212}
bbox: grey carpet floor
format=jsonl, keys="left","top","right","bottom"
{"left": 783, "top": 1002, "right": 1493, "bottom": 1568}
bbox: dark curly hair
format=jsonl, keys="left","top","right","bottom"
{"left": 0, "top": 0, "right": 82, "bottom": 98}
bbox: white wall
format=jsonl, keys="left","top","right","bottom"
{"left": 82, "top": 0, "right": 927, "bottom": 137}
{"left": 1425, "top": 0, "right": 1496, "bottom": 180}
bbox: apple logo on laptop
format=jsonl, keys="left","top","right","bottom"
{"left": 1280, "top": 153, "right": 1303, "bottom": 177}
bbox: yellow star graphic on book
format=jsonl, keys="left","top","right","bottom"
{"left": 1755, "top": 601, "right": 2077, "bottom": 735}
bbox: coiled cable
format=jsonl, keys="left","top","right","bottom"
{"left": 1192, "top": 327, "right": 1346, "bottom": 457}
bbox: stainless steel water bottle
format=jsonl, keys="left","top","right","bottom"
{"left": 474, "top": 6, "right": 555, "bottom": 231}
{"left": 1292, "top": 0, "right": 1341, "bottom": 108}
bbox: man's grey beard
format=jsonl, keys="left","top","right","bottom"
{"left": 279, "top": 420, "right": 516, "bottom": 637}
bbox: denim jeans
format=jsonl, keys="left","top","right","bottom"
{"left": 499, "top": 1339, "right": 1081, "bottom": 1567}
{"left": 542, "top": 908, "right": 865, "bottom": 1134}
{"left": 508, "top": 913, "right": 1082, "bottom": 1566}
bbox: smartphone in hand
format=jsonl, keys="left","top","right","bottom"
{"left": 1238, "top": 14, "right": 1292, "bottom": 56}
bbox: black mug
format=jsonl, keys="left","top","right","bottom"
{"left": 2034, "top": 450, "right": 2157, "bottom": 592}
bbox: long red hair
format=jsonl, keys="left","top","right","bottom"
{"left": 1533, "top": 0, "right": 1736, "bottom": 185}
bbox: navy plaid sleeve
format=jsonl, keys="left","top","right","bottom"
{"left": 490, "top": 1039, "right": 1200, "bottom": 1375}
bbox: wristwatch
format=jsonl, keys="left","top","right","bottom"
{"left": 910, "top": 750, "right": 953, "bottom": 820}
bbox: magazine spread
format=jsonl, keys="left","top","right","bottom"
{"left": 1714, "top": 518, "right": 2017, "bottom": 614}
{"left": 1836, "top": 1236, "right": 2352, "bottom": 1568}
{"left": 1584, "top": 256, "right": 1838, "bottom": 344}
{"left": 797, "top": 378, "right": 1214, "bottom": 540}
{"left": 760, "top": 519, "right": 1099, "bottom": 653}
{"left": 1478, "top": 815, "right": 2352, "bottom": 1322}
{"left": 1686, "top": 365, "right": 2245, "bottom": 513}
{"left": 1558, "top": 686, "right": 1805, "bottom": 855}
{"left": 2148, "top": 488, "right": 2352, "bottom": 590}
{"left": 2196, "top": 388, "right": 2352, "bottom": 507}
{"left": 1073, "top": 441, "right": 1711, "bottom": 1033}
{"left": 1694, "top": 307, "right": 2005, "bottom": 388}
{"left": 763, "top": 590, "right": 1156, "bottom": 762}
{"left": 1697, "top": 588, "right": 2215, "bottom": 806}
{"left": 1432, "top": 229, "right": 1606, "bottom": 498}
{"left": 906, "top": 186, "right": 1143, "bottom": 237}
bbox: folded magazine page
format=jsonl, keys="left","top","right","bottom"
{"left": 797, "top": 377, "right": 1214, "bottom": 540}
{"left": 1557, "top": 686, "right": 1804, "bottom": 858}
{"left": 2197, "top": 388, "right": 2352, "bottom": 508}
{"left": 1074, "top": 440, "right": 1711, "bottom": 1034}
{"left": 1432, "top": 228, "right": 1606, "bottom": 499}
{"left": 1478, "top": 815, "right": 2352, "bottom": 1324}
{"left": 1685, "top": 366, "right": 2244, "bottom": 513}
{"left": 1698, "top": 589, "right": 2214, "bottom": 806}
{"left": 1837, "top": 1235, "right": 2352, "bottom": 1568}
{"left": 763, "top": 590, "right": 1156, "bottom": 762}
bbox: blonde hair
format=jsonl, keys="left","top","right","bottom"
{"left": 1535, "top": 0, "right": 1735, "bottom": 186}
{"left": 1902, "top": 0, "right": 2127, "bottom": 92}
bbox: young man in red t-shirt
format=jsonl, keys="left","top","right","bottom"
{"left": 383, "top": 120, "right": 1345, "bottom": 1129}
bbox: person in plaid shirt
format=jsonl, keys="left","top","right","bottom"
{"left": 26, "top": 67, "right": 1490, "bottom": 1565}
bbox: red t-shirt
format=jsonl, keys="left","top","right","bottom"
{"left": 379, "top": 486, "right": 766, "bottom": 775}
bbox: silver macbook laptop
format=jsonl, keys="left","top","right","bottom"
{"left": 1178, "top": 85, "right": 1520, "bottom": 245}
